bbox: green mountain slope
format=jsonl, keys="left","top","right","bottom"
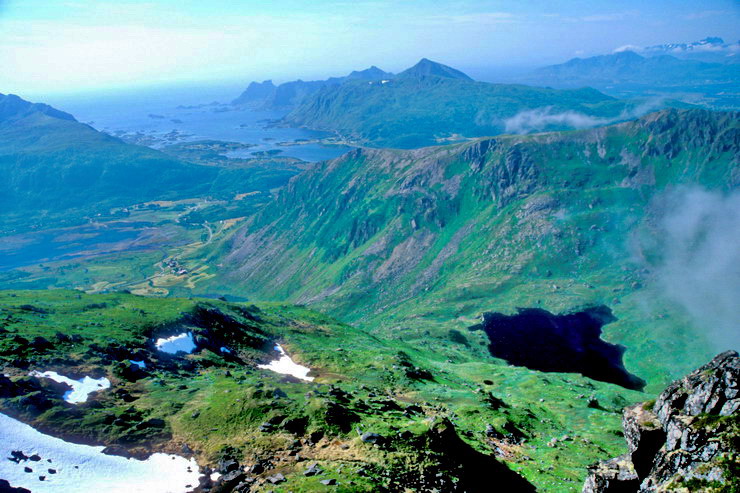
{"left": 215, "top": 108, "right": 737, "bottom": 385}
{"left": 283, "top": 59, "right": 654, "bottom": 148}
{"left": 0, "top": 94, "right": 299, "bottom": 234}
{"left": 0, "top": 289, "right": 542, "bottom": 491}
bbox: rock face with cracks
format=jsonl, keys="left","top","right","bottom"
{"left": 583, "top": 350, "right": 740, "bottom": 492}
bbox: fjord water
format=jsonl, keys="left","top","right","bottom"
{"left": 0, "top": 221, "right": 156, "bottom": 271}
{"left": 46, "top": 83, "right": 353, "bottom": 162}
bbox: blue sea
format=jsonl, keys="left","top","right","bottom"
{"left": 44, "top": 82, "right": 353, "bottom": 162}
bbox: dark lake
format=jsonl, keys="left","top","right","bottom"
{"left": 469, "top": 306, "right": 645, "bottom": 390}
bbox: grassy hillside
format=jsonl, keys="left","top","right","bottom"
{"left": 215, "top": 108, "right": 737, "bottom": 390}
{"left": 284, "top": 67, "right": 652, "bottom": 148}
{"left": 2, "top": 108, "right": 736, "bottom": 491}
{"left": 0, "top": 289, "right": 605, "bottom": 491}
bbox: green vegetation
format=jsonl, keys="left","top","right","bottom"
{"left": 214, "top": 109, "right": 736, "bottom": 389}
{"left": 1, "top": 102, "right": 737, "bottom": 491}
{"left": 0, "top": 94, "right": 301, "bottom": 235}
{"left": 0, "top": 289, "right": 648, "bottom": 491}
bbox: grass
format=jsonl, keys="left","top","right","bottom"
{"left": 0, "top": 289, "right": 652, "bottom": 491}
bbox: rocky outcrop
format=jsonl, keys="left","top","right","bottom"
{"left": 584, "top": 350, "right": 739, "bottom": 492}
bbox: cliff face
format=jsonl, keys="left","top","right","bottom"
{"left": 583, "top": 350, "right": 739, "bottom": 492}
{"left": 224, "top": 110, "right": 738, "bottom": 324}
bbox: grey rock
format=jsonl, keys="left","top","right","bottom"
{"left": 266, "top": 473, "right": 286, "bottom": 484}
{"left": 304, "top": 462, "right": 323, "bottom": 476}
{"left": 583, "top": 351, "right": 739, "bottom": 492}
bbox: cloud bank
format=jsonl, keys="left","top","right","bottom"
{"left": 647, "top": 187, "right": 740, "bottom": 351}
{"left": 503, "top": 99, "right": 664, "bottom": 134}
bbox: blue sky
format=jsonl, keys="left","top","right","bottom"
{"left": 1, "top": 0, "right": 738, "bottom": 95}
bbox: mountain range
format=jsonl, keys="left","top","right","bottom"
{"left": 280, "top": 58, "right": 668, "bottom": 148}
{"left": 231, "top": 65, "right": 393, "bottom": 108}
{"left": 529, "top": 50, "right": 739, "bottom": 89}
{"left": 629, "top": 36, "right": 740, "bottom": 64}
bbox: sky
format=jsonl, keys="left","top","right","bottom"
{"left": 0, "top": 0, "right": 738, "bottom": 96}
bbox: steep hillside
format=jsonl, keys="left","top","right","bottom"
{"left": 283, "top": 59, "right": 651, "bottom": 148}
{"left": 217, "top": 109, "right": 738, "bottom": 388}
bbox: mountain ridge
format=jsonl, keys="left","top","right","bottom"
{"left": 213, "top": 108, "right": 737, "bottom": 389}
{"left": 0, "top": 93, "right": 77, "bottom": 123}
{"left": 231, "top": 65, "right": 393, "bottom": 108}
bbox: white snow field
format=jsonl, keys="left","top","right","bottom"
{"left": 0, "top": 413, "right": 202, "bottom": 493}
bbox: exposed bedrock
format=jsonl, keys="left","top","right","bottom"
{"left": 469, "top": 306, "right": 645, "bottom": 390}
{"left": 583, "top": 350, "right": 739, "bottom": 492}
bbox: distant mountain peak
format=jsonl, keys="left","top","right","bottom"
{"left": 346, "top": 66, "right": 393, "bottom": 80}
{"left": 231, "top": 80, "right": 277, "bottom": 105}
{"left": 399, "top": 58, "right": 473, "bottom": 81}
{"left": 0, "top": 93, "right": 77, "bottom": 123}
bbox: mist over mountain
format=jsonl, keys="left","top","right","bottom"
{"left": 637, "top": 187, "right": 740, "bottom": 351}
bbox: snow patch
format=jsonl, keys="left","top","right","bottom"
{"left": 0, "top": 413, "right": 201, "bottom": 493}
{"left": 156, "top": 333, "right": 195, "bottom": 354}
{"left": 257, "top": 345, "right": 314, "bottom": 382}
{"left": 30, "top": 371, "right": 110, "bottom": 404}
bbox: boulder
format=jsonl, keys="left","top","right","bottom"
{"left": 304, "top": 462, "right": 323, "bottom": 476}
{"left": 266, "top": 473, "right": 286, "bottom": 484}
{"left": 583, "top": 351, "right": 739, "bottom": 492}
{"left": 360, "top": 432, "right": 383, "bottom": 445}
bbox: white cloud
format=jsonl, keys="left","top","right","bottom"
{"left": 613, "top": 44, "right": 644, "bottom": 53}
